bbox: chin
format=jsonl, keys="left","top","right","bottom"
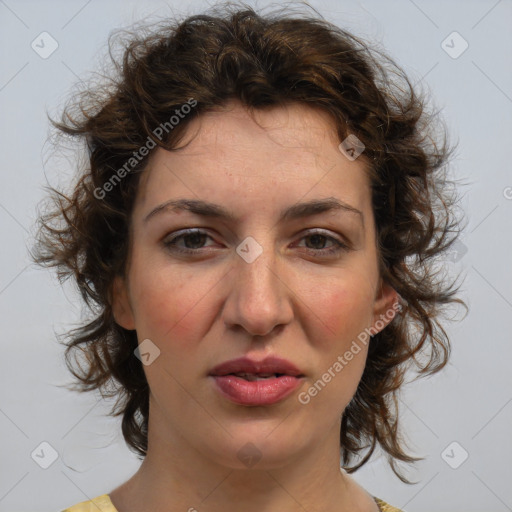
{"left": 195, "top": 429, "right": 306, "bottom": 471}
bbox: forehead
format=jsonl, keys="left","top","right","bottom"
{"left": 135, "top": 101, "right": 372, "bottom": 216}
{"left": 166, "top": 101, "right": 356, "bottom": 170}
{"left": 189, "top": 101, "right": 341, "bottom": 150}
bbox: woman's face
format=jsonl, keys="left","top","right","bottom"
{"left": 113, "top": 100, "right": 397, "bottom": 469}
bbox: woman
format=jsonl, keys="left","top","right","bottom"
{"left": 34, "top": 4, "right": 464, "bottom": 511}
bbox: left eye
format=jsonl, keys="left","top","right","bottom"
{"left": 297, "top": 232, "right": 346, "bottom": 253}
{"left": 163, "top": 229, "right": 348, "bottom": 255}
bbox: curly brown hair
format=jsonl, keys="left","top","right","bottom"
{"left": 34, "top": 2, "right": 465, "bottom": 482}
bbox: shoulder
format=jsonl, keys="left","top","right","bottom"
{"left": 59, "top": 492, "right": 401, "bottom": 512}
{"left": 60, "top": 494, "right": 118, "bottom": 512}
{"left": 374, "top": 497, "right": 405, "bottom": 512}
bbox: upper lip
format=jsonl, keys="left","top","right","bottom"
{"left": 209, "top": 356, "right": 304, "bottom": 377}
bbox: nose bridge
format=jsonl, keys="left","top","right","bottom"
{"left": 226, "top": 233, "right": 292, "bottom": 336}
{"left": 238, "top": 236, "right": 278, "bottom": 291}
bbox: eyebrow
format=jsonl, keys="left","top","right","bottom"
{"left": 143, "top": 197, "right": 364, "bottom": 226}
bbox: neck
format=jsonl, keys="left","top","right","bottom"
{"left": 109, "top": 407, "right": 378, "bottom": 512}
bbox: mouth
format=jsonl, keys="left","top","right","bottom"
{"left": 209, "top": 355, "right": 304, "bottom": 378}
{"left": 209, "top": 356, "right": 305, "bottom": 406}
{"left": 225, "top": 372, "right": 290, "bottom": 381}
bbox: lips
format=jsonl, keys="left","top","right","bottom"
{"left": 209, "top": 356, "right": 305, "bottom": 406}
{"left": 209, "top": 356, "right": 304, "bottom": 378}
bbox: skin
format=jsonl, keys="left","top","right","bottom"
{"left": 110, "top": 100, "right": 398, "bottom": 512}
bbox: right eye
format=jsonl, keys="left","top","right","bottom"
{"left": 162, "top": 229, "right": 218, "bottom": 254}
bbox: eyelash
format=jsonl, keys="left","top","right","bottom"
{"left": 162, "top": 229, "right": 350, "bottom": 256}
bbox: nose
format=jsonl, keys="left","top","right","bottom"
{"left": 222, "top": 238, "right": 294, "bottom": 338}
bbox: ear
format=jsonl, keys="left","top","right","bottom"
{"left": 111, "top": 276, "right": 136, "bottom": 330}
{"left": 370, "top": 278, "right": 400, "bottom": 335}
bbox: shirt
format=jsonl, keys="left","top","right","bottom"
{"left": 60, "top": 493, "right": 404, "bottom": 511}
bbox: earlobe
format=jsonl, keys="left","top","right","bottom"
{"left": 111, "top": 276, "right": 136, "bottom": 330}
{"left": 371, "top": 279, "right": 400, "bottom": 335}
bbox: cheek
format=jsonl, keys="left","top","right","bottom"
{"left": 129, "top": 260, "right": 217, "bottom": 350}
{"left": 309, "top": 277, "right": 375, "bottom": 344}
{"left": 303, "top": 284, "right": 372, "bottom": 412}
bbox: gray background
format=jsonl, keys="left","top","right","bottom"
{"left": 1, "top": 0, "right": 511, "bottom": 511}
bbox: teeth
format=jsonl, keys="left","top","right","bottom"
{"left": 234, "top": 373, "right": 279, "bottom": 381}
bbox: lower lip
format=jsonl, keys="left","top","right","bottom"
{"left": 210, "top": 375, "right": 303, "bottom": 406}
